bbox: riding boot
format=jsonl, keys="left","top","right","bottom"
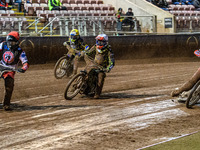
{"left": 171, "top": 68, "right": 200, "bottom": 97}
{"left": 94, "top": 72, "right": 106, "bottom": 99}
{"left": 171, "top": 81, "right": 194, "bottom": 97}
{"left": 3, "top": 77, "right": 14, "bottom": 111}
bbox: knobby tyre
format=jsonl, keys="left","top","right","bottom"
{"left": 186, "top": 80, "right": 200, "bottom": 108}
{"left": 64, "top": 73, "right": 85, "bottom": 100}
{"left": 54, "top": 56, "right": 70, "bottom": 79}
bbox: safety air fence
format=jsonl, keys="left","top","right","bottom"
{"left": 0, "top": 34, "right": 199, "bottom": 64}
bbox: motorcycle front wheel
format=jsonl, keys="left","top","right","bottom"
{"left": 64, "top": 73, "right": 86, "bottom": 100}
{"left": 54, "top": 56, "right": 72, "bottom": 79}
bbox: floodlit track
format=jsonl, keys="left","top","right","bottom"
{"left": 1, "top": 59, "right": 200, "bottom": 150}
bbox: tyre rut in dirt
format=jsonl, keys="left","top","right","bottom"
{"left": 186, "top": 80, "right": 200, "bottom": 108}
{"left": 64, "top": 73, "right": 85, "bottom": 100}
{"left": 54, "top": 56, "right": 69, "bottom": 79}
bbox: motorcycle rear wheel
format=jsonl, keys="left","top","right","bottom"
{"left": 186, "top": 80, "right": 200, "bottom": 108}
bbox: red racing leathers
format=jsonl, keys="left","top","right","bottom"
{"left": 0, "top": 41, "right": 29, "bottom": 108}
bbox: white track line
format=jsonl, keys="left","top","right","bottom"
{"left": 0, "top": 99, "right": 187, "bottom": 149}
{"left": 5, "top": 108, "right": 188, "bottom": 150}
{"left": 137, "top": 131, "right": 200, "bottom": 150}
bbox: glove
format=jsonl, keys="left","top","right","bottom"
{"left": 80, "top": 51, "right": 85, "bottom": 57}
{"left": 18, "top": 68, "right": 25, "bottom": 73}
{"left": 77, "top": 52, "right": 81, "bottom": 57}
{"left": 106, "top": 68, "right": 111, "bottom": 73}
{"left": 77, "top": 51, "right": 84, "bottom": 57}
{"left": 103, "top": 68, "right": 110, "bottom": 73}
{"left": 194, "top": 49, "right": 200, "bottom": 57}
{"left": 63, "top": 42, "right": 67, "bottom": 46}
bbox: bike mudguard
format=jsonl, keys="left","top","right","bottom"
{"left": 194, "top": 50, "right": 200, "bottom": 57}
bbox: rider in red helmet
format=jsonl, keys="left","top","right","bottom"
{"left": 85, "top": 34, "right": 115, "bottom": 99}
{"left": 0, "top": 31, "right": 29, "bottom": 111}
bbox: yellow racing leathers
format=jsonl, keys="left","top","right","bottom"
{"left": 63, "top": 37, "right": 89, "bottom": 76}
{"left": 84, "top": 44, "right": 115, "bottom": 98}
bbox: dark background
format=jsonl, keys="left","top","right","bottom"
{"left": 1, "top": 34, "right": 200, "bottom": 64}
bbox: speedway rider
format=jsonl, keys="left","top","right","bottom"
{"left": 0, "top": 31, "right": 29, "bottom": 111}
{"left": 63, "top": 29, "right": 89, "bottom": 77}
{"left": 171, "top": 49, "right": 200, "bottom": 97}
{"left": 84, "top": 34, "right": 115, "bottom": 99}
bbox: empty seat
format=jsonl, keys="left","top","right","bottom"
{"left": 90, "top": 0, "right": 96, "bottom": 4}
{"left": 82, "top": 0, "right": 89, "bottom": 4}
{"left": 62, "top": 0, "right": 68, "bottom": 4}
{"left": 69, "top": 0, "right": 76, "bottom": 4}
{"left": 30, "top": 0, "right": 39, "bottom": 3}
{"left": 63, "top": 4, "right": 72, "bottom": 10}
{"left": 43, "top": 6, "right": 49, "bottom": 10}
{"left": 168, "top": 4, "right": 175, "bottom": 10}
{"left": 52, "top": 10, "right": 61, "bottom": 16}
{"left": 40, "top": 3, "right": 48, "bottom": 7}
{"left": 97, "top": 0, "right": 103, "bottom": 5}
{"left": 39, "top": 0, "right": 47, "bottom": 3}
{"left": 32, "top": 3, "right": 42, "bottom": 11}
{"left": 27, "top": 6, "right": 35, "bottom": 16}
{"left": 36, "top": 10, "right": 43, "bottom": 16}
{"left": 0, "top": 10, "right": 6, "bottom": 14}
{"left": 188, "top": 5, "right": 195, "bottom": 10}
{"left": 76, "top": 0, "right": 82, "bottom": 4}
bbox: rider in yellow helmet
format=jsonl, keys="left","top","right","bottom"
{"left": 63, "top": 29, "right": 89, "bottom": 77}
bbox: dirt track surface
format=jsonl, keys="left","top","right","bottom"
{"left": 1, "top": 58, "right": 200, "bottom": 150}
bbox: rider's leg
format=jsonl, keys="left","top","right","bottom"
{"left": 3, "top": 77, "right": 14, "bottom": 110}
{"left": 94, "top": 72, "right": 106, "bottom": 99}
{"left": 72, "top": 55, "right": 79, "bottom": 75}
{"left": 171, "top": 68, "right": 200, "bottom": 97}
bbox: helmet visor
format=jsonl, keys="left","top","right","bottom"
{"left": 96, "top": 40, "right": 106, "bottom": 46}
{"left": 70, "top": 35, "right": 79, "bottom": 40}
{"left": 7, "top": 41, "right": 18, "bottom": 49}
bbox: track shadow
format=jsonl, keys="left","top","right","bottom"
{"left": 0, "top": 103, "right": 89, "bottom": 112}
{"left": 102, "top": 93, "right": 162, "bottom": 99}
{"left": 89, "top": 92, "right": 164, "bottom": 100}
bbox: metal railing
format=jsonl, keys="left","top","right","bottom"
{"left": 0, "top": 15, "right": 156, "bottom": 36}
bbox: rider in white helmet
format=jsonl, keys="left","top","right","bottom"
{"left": 85, "top": 34, "right": 115, "bottom": 99}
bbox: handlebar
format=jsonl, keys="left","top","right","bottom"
{"left": 84, "top": 55, "right": 108, "bottom": 72}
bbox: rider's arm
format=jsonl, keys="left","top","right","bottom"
{"left": 85, "top": 45, "right": 96, "bottom": 55}
{"left": 19, "top": 51, "right": 29, "bottom": 72}
{"left": 63, "top": 41, "right": 71, "bottom": 50}
{"left": 194, "top": 50, "right": 200, "bottom": 57}
{"left": 0, "top": 42, "right": 4, "bottom": 51}
{"left": 107, "top": 47, "right": 115, "bottom": 72}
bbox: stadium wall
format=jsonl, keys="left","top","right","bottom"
{"left": 0, "top": 35, "right": 199, "bottom": 64}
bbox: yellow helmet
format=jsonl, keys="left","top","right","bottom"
{"left": 70, "top": 29, "right": 80, "bottom": 42}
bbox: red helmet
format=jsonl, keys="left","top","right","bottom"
{"left": 6, "top": 31, "right": 20, "bottom": 49}
{"left": 7, "top": 31, "right": 20, "bottom": 41}
{"left": 95, "top": 34, "right": 108, "bottom": 53}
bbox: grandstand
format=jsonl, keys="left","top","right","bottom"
{"left": 0, "top": 0, "right": 118, "bottom": 36}
{"left": 1, "top": 0, "right": 200, "bottom": 36}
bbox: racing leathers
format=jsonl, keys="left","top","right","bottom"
{"left": 84, "top": 44, "right": 115, "bottom": 98}
{"left": 63, "top": 37, "right": 89, "bottom": 76}
{"left": 171, "top": 50, "right": 200, "bottom": 97}
{"left": 0, "top": 41, "right": 29, "bottom": 108}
